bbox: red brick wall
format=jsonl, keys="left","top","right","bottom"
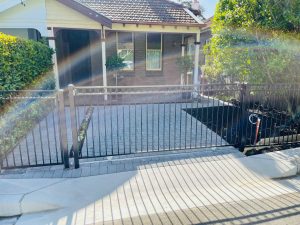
{"left": 106, "top": 31, "right": 183, "bottom": 86}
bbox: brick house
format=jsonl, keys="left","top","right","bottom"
{"left": 0, "top": 0, "right": 204, "bottom": 88}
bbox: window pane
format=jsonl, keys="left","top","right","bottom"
{"left": 147, "top": 33, "right": 162, "bottom": 70}
{"left": 147, "top": 50, "right": 161, "bottom": 70}
{"left": 117, "top": 32, "right": 134, "bottom": 70}
{"left": 147, "top": 33, "right": 161, "bottom": 49}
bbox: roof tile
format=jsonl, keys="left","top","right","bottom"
{"left": 74, "top": 0, "right": 200, "bottom": 25}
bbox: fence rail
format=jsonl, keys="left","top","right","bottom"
{"left": 1, "top": 83, "right": 299, "bottom": 169}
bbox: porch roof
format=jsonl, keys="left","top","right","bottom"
{"left": 72, "top": 0, "right": 203, "bottom": 27}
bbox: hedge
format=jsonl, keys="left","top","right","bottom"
{"left": 0, "top": 33, "right": 54, "bottom": 164}
{"left": 0, "top": 32, "right": 54, "bottom": 91}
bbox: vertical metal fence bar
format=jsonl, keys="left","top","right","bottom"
{"left": 18, "top": 144, "right": 23, "bottom": 167}
{"left": 189, "top": 100, "right": 193, "bottom": 149}
{"left": 129, "top": 104, "right": 132, "bottom": 154}
{"left": 174, "top": 101, "right": 177, "bottom": 149}
{"left": 195, "top": 99, "right": 199, "bottom": 148}
{"left": 31, "top": 130, "right": 38, "bottom": 165}
{"left": 157, "top": 103, "right": 160, "bottom": 151}
{"left": 163, "top": 103, "right": 166, "bottom": 150}
{"left": 91, "top": 104, "right": 95, "bottom": 158}
{"left": 277, "top": 88, "right": 287, "bottom": 144}
{"left": 140, "top": 104, "right": 143, "bottom": 152}
{"left": 84, "top": 92, "right": 89, "bottom": 158}
{"left": 210, "top": 87, "right": 215, "bottom": 147}
{"left": 215, "top": 95, "right": 220, "bottom": 147}
{"left": 238, "top": 84, "right": 247, "bottom": 151}
{"left": 51, "top": 110, "right": 59, "bottom": 163}
{"left": 184, "top": 101, "right": 188, "bottom": 149}
{"left": 268, "top": 86, "right": 275, "bottom": 146}
{"left": 68, "top": 85, "right": 79, "bottom": 169}
{"left": 38, "top": 123, "right": 45, "bottom": 165}
{"left": 116, "top": 105, "right": 120, "bottom": 155}
{"left": 122, "top": 105, "right": 126, "bottom": 154}
{"left": 168, "top": 103, "right": 171, "bottom": 151}
{"left": 25, "top": 136, "right": 31, "bottom": 166}
{"left": 104, "top": 98, "right": 108, "bottom": 156}
{"left": 146, "top": 103, "right": 149, "bottom": 152}
{"left": 58, "top": 90, "right": 69, "bottom": 169}
{"left": 290, "top": 86, "right": 296, "bottom": 144}
{"left": 11, "top": 145, "right": 16, "bottom": 167}
{"left": 220, "top": 94, "right": 225, "bottom": 146}
{"left": 45, "top": 116, "right": 52, "bottom": 164}
{"left": 97, "top": 95, "right": 102, "bottom": 157}
{"left": 110, "top": 97, "right": 114, "bottom": 155}
{"left": 135, "top": 102, "right": 138, "bottom": 152}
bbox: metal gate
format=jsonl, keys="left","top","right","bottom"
{"left": 0, "top": 90, "right": 68, "bottom": 169}
{"left": 1, "top": 83, "right": 299, "bottom": 169}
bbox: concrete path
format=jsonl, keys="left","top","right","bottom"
{"left": 0, "top": 148, "right": 300, "bottom": 224}
{"left": 0, "top": 147, "right": 241, "bottom": 179}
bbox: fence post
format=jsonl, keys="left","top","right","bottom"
{"left": 58, "top": 89, "right": 69, "bottom": 169}
{"left": 238, "top": 83, "right": 248, "bottom": 151}
{"left": 68, "top": 84, "right": 80, "bottom": 169}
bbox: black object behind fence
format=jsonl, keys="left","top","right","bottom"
{"left": 1, "top": 83, "right": 299, "bottom": 169}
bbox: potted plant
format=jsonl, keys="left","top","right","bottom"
{"left": 106, "top": 55, "right": 126, "bottom": 99}
{"left": 176, "top": 55, "right": 194, "bottom": 99}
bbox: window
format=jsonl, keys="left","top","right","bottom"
{"left": 117, "top": 32, "right": 134, "bottom": 70}
{"left": 146, "top": 33, "right": 162, "bottom": 71}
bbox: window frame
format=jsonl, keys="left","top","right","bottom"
{"left": 116, "top": 32, "right": 135, "bottom": 71}
{"left": 146, "top": 33, "right": 163, "bottom": 71}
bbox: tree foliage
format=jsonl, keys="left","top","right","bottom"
{"left": 106, "top": 55, "right": 126, "bottom": 72}
{"left": 0, "top": 32, "right": 54, "bottom": 90}
{"left": 176, "top": 55, "right": 194, "bottom": 84}
{"left": 203, "top": 0, "right": 300, "bottom": 84}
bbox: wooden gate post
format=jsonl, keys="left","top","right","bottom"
{"left": 58, "top": 90, "right": 69, "bottom": 169}
{"left": 68, "top": 84, "right": 80, "bottom": 169}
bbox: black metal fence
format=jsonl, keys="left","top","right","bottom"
{"left": 0, "top": 90, "right": 68, "bottom": 169}
{"left": 1, "top": 83, "right": 299, "bottom": 169}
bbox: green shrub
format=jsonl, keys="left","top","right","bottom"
{"left": 0, "top": 33, "right": 54, "bottom": 163}
{"left": 0, "top": 32, "right": 54, "bottom": 91}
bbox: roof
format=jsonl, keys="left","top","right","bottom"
{"left": 72, "top": 0, "right": 203, "bottom": 26}
{"left": 201, "top": 16, "right": 213, "bottom": 31}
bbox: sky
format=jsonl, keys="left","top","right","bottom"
{"left": 174, "top": 0, "right": 219, "bottom": 19}
{"left": 201, "top": 0, "right": 218, "bottom": 19}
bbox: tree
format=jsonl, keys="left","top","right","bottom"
{"left": 106, "top": 55, "right": 126, "bottom": 86}
{"left": 177, "top": 0, "right": 206, "bottom": 20}
{"left": 203, "top": 0, "right": 300, "bottom": 84}
{"left": 176, "top": 55, "right": 194, "bottom": 85}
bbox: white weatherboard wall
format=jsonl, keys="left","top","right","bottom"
{"left": 45, "top": 0, "right": 102, "bottom": 30}
{"left": 0, "top": 0, "right": 47, "bottom": 36}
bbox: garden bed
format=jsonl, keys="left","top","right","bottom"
{"left": 185, "top": 105, "right": 299, "bottom": 147}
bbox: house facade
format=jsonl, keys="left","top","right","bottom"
{"left": 0, "top": 0, "right": 204, "bottom": 88}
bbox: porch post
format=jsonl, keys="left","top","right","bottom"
{"left": 181, "top": 34, "right": 185, "bottom": 85}
{"left": 101, "top": 27, "right": 108, "bottom": 100}
{"left": 48, "top": 27, "right": 60, "bottom": 90}
{"left": 193, "top": 32, "right": 200, "bottom": 86}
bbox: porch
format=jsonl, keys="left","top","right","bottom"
{"left": 55, "top": 29, "right": 200, "bottom": 88}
